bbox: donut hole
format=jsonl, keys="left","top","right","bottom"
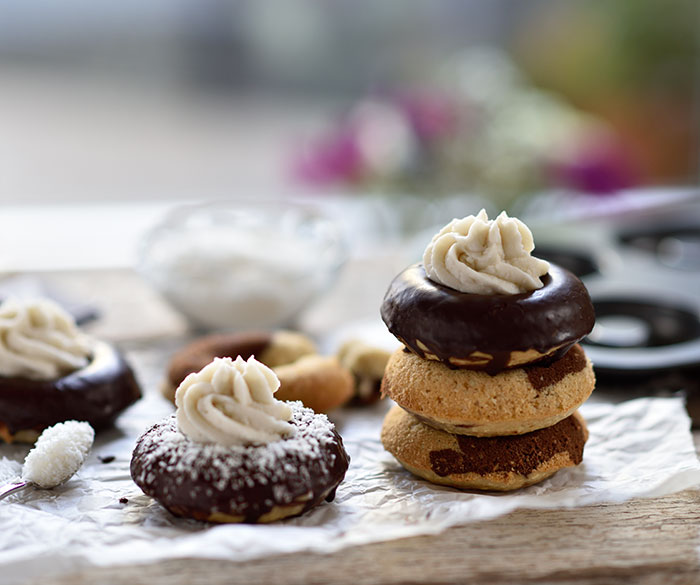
{"left": 533, "top": 245, "right": 599, "bottom": 278}
{"left": 585, "top": 299, "right": 700, "bottom": 349}
{"left": 587, "top": 316, "right": 650, "bottom": 348}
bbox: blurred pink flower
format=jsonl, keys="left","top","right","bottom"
{"left": 393, "top": 90, "right": 458, "bottom": 144}
{"left": 292, "top": 123, "right": 364, "bottom": 186}
{"left": 549, "top": 133, "right": 640, "bottom": 196}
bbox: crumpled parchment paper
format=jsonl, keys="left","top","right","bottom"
{"left": 1, "top": 353, "right": 699, "bottom": 585}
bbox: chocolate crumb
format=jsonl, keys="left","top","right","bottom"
{"left": 99, "top": 455, "right": 116, "bottom": 464}
{"left": 119, "top": 497, "right": 128, "bottom": 504}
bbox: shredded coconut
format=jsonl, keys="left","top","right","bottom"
{"left": 22, "top": 421, "right": 95, "bottom": 488}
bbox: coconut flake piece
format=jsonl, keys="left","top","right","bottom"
{"left": 22, "top": 421, "right": 95, "bottom": 488}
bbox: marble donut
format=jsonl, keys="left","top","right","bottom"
{"left": 337, "top": 339, "right": 392, "bottom": 405}
{"left": 162, "top": 331, "right": 353, "bottom": 413}
{"left": 381, "top": 344, "right": 595, "bottom": 437}
{"left": 381, "top": 405, "right": 588, "bottom": 491}
{"left": 380, "top": 263, "right": 595, "bottom": 374}
{"left": 0, "top": 340, "right": 141, "bottom": 443}
{"left": 130, "top": 401, "right": 350, "bottom": 523}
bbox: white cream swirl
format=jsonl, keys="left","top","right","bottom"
{"left": 175, "top": 356, "right": 294, "bottom": 446}
{"left": 423, "top": 209, "right": 550, "bottom": 295}
{"left": 0, "top": 298, "right": 92, "bottom": 380}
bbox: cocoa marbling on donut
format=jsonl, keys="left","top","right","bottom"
{"left": 0, "top": 340, "right": 141, "bottom": 443}
{"left": 381, "top": 405, "right": 587, "bottom": 491}
{"left": 380, "top": 263, "right": 595, "bottom": 374}
{"left": 162, "top": 331, "right": 353, "bottom": 413}
{"left": 130, "top": 401, "right": 349, "bottom": 523}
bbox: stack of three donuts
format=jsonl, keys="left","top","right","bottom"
{"left": 380, "top": 263, "right": 596, "bottom": 491}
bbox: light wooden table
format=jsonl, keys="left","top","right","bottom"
{"left": 49, "top": 489, "right": 700, "bottom": 585}
{"left": 13, "top": 268, "right": 700, "bottom": 585}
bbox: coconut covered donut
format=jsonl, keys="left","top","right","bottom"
{"left": 132, "top": 356, "right": 349, "bottom": 523}
{"left": 162, "top": 330, "right": 353, "bottom": 413}
{"left": 0, "top": 298, "right": 141, "bottom": 443}
{"left": 381, "top": 344, "right": 595, "bottom": 436}
{"left": 381, "top": 405, "right": 588, "bottom": 491}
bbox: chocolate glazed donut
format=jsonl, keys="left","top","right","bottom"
{"left": 131, "top": 403, "right": 350, "bottom": 523}
{"left": 381, "top": 263, "right": 595, "bottom": 375}
{"left": 0, "top": 340, "right": 141, "bottom": 440}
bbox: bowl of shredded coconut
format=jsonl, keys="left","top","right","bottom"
{"left": 138, "top": 198, "right": 347, "bottom": 332}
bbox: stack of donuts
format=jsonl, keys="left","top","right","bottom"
{"left": 380, "top": 210, "right": 596, "bottom": 491}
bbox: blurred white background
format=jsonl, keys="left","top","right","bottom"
{"left": 0, "top": 0, "right": 697, "bottom": 269}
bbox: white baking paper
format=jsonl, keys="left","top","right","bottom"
{"left": 1, "top": 348, "right": 699, "bottom": 585}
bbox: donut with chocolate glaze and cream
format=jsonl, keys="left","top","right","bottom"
{"left": 162, "top": 330, "right": 353, "bottom": 413}
{"left": 0, "top": 298, "right": 141, "bottom": 443}
{"left": 381, "top": 211, "right": 594, "bottom": 374}
{"left": 132, "top": 356, "right": 349, "bottom": 523}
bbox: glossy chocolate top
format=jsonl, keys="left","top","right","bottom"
{"left": 0, "top": 340, "right": 141, "bottom": 436}
{"left": 429, "top": 413, "right": 586, "bottom": 478}
{"left": 381, "top": 263, "right": 595, "bottom": 374}
{"left": 130, "top": 402, "right": 350, "bottom": 523}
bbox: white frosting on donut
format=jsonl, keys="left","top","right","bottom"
{"left": 175, "top": 356, "right": 294, "bottom": 446}
{"left": 0, "top": 298, "right": 92, "bottom": 380}
{"left": 423, "top": 209, "right": 550, "bottom": 294}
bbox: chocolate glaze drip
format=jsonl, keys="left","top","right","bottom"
{"left": 0, "top": 340, "right": 141, "bottom": 436}
{"left": 167, "top": 332, "right": 272, "bottom": 388}
{"left": 131, "top": 406, "right": 350, "bottom": 523}
{"left": 525, "top": 344, "right": 588, "bottom": 391}
{"left": 381, "top": 263, "right": 595, "bottom": 375}
{"left": 429, "top": 414, "right": 586, "bottom": 477}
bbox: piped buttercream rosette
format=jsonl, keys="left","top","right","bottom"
{"left": 175, "top": 355, "right": 295, "bottom": 446}
{"left": 0, "top": 298, "right": 92, "bottom": 380}
{"left": 423, "top": 209, "right": 550, "bottom": 295}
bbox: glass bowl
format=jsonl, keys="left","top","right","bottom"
{"left": 138, "top": 199, "right": 347, "bottom": 331}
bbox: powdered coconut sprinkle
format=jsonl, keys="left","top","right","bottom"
{"left": 22, "top": 421, "right": 95, "bottom": 488}
{"left": 130, "top": 401, "right": 349, "bottom": 521}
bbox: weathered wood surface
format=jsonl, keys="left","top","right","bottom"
{"left": 44, "top": 489, "right": 700, "bottom": 585}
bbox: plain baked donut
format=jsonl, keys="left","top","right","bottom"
{"left": 380, "top": 263, "right": 595, "bottom": 374}
{"left": 381, "top": 343, "right": 594, "bottom": 436}
{"left": 0, "top": 340, "right": 141, "bottom": 443}
{"left": 130, "top": 401, "right": 350, "bottom": 523}
{"left": 162, "top": 331, "right": 353, "bottom": 413}
{"left": 381, "top": 405, "right": 588, "bottom": 491}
